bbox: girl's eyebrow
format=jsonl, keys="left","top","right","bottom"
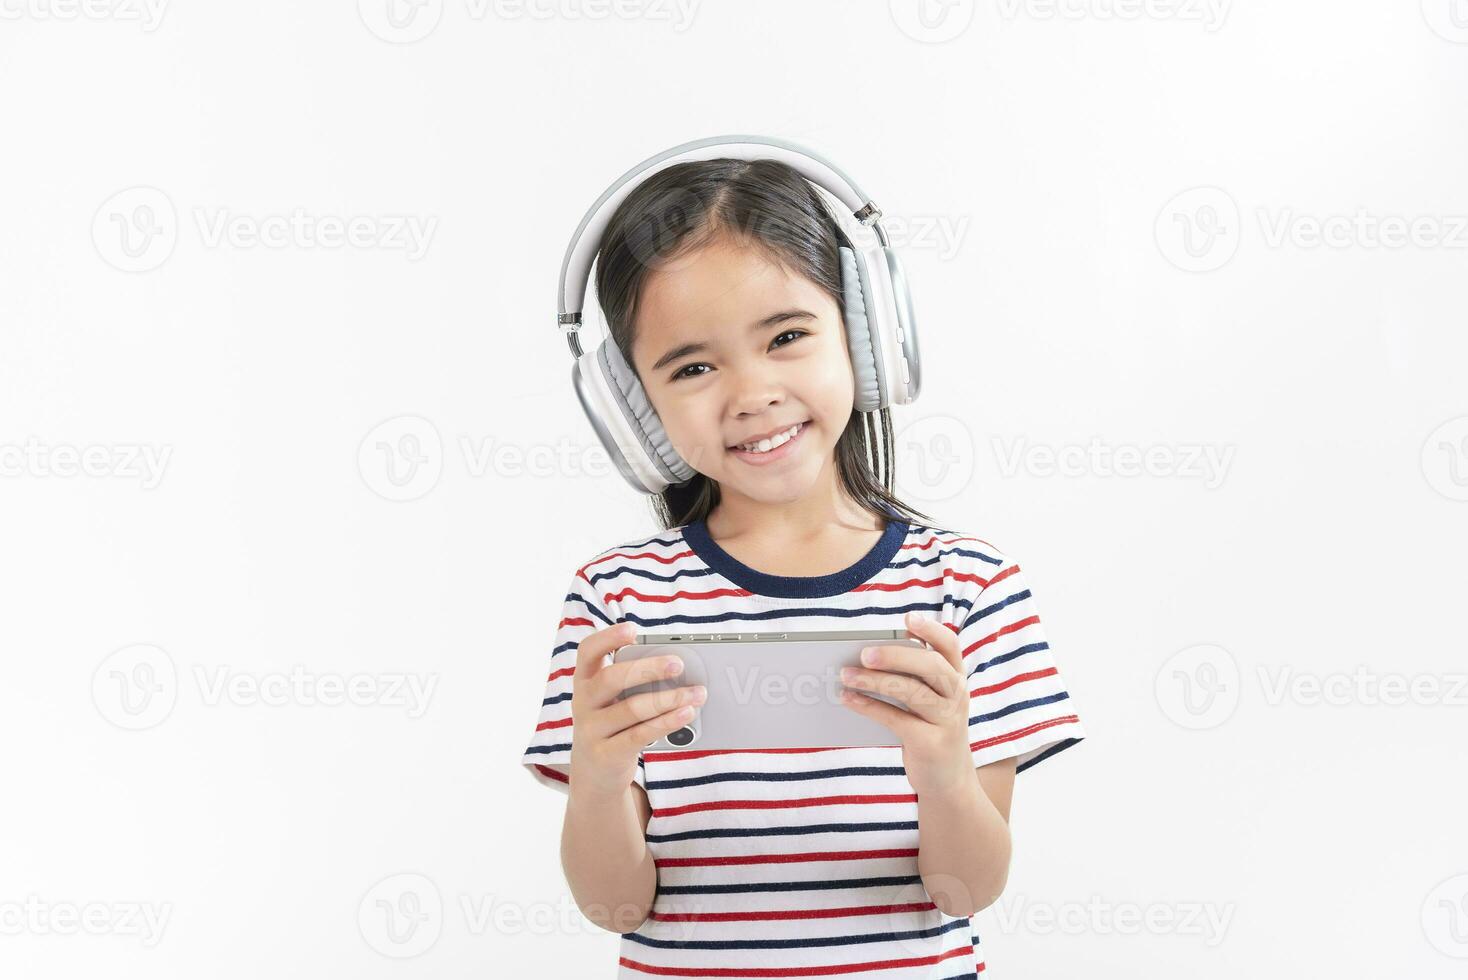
{"left": 650, "top": 309, "right": 817, "bottom": 372}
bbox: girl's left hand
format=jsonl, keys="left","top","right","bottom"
{"left": 839, "top": 611, "right": 975, "bottom": 797}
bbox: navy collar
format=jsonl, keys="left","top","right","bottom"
{"left": 682, "top": 502, "right": 908, "bottom": 599}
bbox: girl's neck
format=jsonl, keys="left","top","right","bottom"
{"left": 700, "top": 492, "right": 890, "bottom": 581}
{"left": 703, "top": 491, "right": 884, "bottom": 545}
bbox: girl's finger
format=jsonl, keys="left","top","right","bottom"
{"left": 843, "top": 667, "right": 951, "bottom": 725}
{"left": 575, "top": 621, "right": 637, "bottom": 683}
{"left": 619, "top": 699, "right": 701, "bottom": 755}
{"left": 860, "top": 643, "right": 962, "bottom": 699}
{"left": 840, "top": 685, "right": 921, "bottom": 740}
{"left": 592, "top": 650, "right": 687, "bottom": 710}
{"left": 904, "top": 611, "right": 964, "bottom": 673}
{"left": 613, "top": 682, "right": 705, "bottom": 737}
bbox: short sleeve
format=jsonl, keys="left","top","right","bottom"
{"left": 959, "top": 552, "right": 1087, "bottom": 773}
{"left": 520, "top": 565, "right": 648, "bottom": 796}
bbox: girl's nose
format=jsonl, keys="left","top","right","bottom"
{"left": 728, "top": 373, "right": 784, "bottom": 416}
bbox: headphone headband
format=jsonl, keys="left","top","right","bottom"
{"left": 556, "top": 133, "right": 889, "bottom": 356}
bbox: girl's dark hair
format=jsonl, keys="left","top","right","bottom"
{"left": 592, "top": 156, "right": 933, "bottom": 533}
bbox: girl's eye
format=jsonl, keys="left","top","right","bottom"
{"left": 670, "top": 329, "right": 809, "bottom": 382}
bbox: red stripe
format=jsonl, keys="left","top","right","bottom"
{"left": 944, "top": 570, "right": 993, "bottom": 587}
{"left": 618, "top": 575, "right": 993, "bottom": 603}
{"left": 531, "top": 762, "right": 568, "bottom": 785}
{"left": 609, "top": 585, "right": 754, "bottom": 604}
{"left": 961, "top": 614, "right": 1040, "bottom": 657}
{"left": 546, "top": 665, "right": 574, "bottom": 682}
{"left": 650, "top": 901, "right": 935, "bottom": 923}
{"left": 901, "top": 532, "right": 998, "bottom": 551}
{"left": 655, "top": 848, "right": 916, "bottom": 868}
{"left": 970, "top": 714, "right": 1079, "bottom": 752}
{"left": 586, "top": 547, "right": 697, "bottom": 568}
{"left": 647, "top": 745, "right": 873, "bottom": 762}
{"left": 558, "top": 615, "right": 595, "bottom": 630}
{"left": 851, "top": 573, "right": 1001, "bottom": 594}
{"left": 534, "top": 715, "right": 571, "bottom": 732}
{"left": 655, "top": 793, "right": 916, "bottom": 818}
{"left": 849, "top": 574, "right": 947, "bottom": 593}
{"left": 619, "top": 942, "right": 972, "bottom": 976}
{"left": 970, "top": 666, "right": 1058, "bottom": 698}
{"left": 986, "top": 564, "right": 1020, "bottom": 587}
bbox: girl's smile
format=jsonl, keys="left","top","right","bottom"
{"left": 728, "top": 419, "right": 809, "bottom": 465}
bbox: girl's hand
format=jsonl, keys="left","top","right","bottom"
{"left": 567, "top": 621, "right": 708, "bottom": 801}
{"left": 839, "top": 611, "right": 975, "bottom": 797}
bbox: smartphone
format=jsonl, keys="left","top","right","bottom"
{"left": 610, "top": 628, "right": 927, "bottom": 751}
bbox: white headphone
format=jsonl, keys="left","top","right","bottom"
{"left": 557, "top": 133, "right": 922, "bottom": 496}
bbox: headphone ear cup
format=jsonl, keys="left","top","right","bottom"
{"left": 597, "top": 339, "right": 697, "bottom": 488}
{"left": 572, "top": 348, "right": 650, "bottom": 494}
{"left": 838, "top": 244, "right": 886, "bottom": 412}
{"left": 879, "top": 247, "right": 921, "bottom": 404}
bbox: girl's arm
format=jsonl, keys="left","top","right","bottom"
{"left": 553, "top": 618, "right": 697, "bottom": 934}
{"left": 915, "top": 758, "right": 1016, "bottom": 918}
{"left": 842, "top": 614, "right": 1021, "bottom": 919}
{"left": 561, "top": 779, "right": 658, "bottom": 933}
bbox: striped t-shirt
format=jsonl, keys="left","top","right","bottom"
{"left": 521, "top": 502, "right": 1086, "bottom": 978}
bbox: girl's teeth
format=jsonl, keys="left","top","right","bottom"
{"left": 741, "top": 422, "right": 802, "bottom": 453}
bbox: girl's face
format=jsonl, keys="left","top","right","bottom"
{"left": 630, "top": 236, "right": 854, "bottom": 504}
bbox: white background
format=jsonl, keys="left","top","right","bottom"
{"left": 2, "top": 1, "right": 1466, "bottom": 977}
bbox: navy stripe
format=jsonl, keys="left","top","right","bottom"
{"left": 1017, "top": 736, "right": 1082, "bottom": 773}
{"left": 587, "top": 564, "right": 723, "bottom": 588}
{"left": 602, "top": 551, "right": 994, "bottom": 583}
{"left": 970, "top": 690, "right": 1071, "bottom": 725}
{"left": 594, "top": 532, "right": 686, "bottom": 554}
{"left": 646, "top": 820, "right": 919, "bottom": 843}
{"left": 563, "top": 591, "right": 615, "bottom": 628}
{"left": 624, "top": 916, "right": 969, "bottom": 949}
{"left": 654, "top": 873, "right": 925, "bottom": 896}
{"left": 622, "top": 600, "right": 949, "bottom": 628}
{"left": 891, "top": 546, "right": 1001, "bottom": 571}
{"left": 646, "top": 764, "right": 908, "bottom": 790}
{"left": 971, "top": 641, "right": 1050, "bottom": 675}
{"left": 961, "top": 588, "right": 1031, "bottom": 630}
{"left": 523, "top": 742, "right": 570, "bottom": 756}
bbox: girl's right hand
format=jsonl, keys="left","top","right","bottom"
{"left": 567, "top": 620, "right": 707, "bottom": 800}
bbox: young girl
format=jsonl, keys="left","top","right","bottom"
{"left": 522, "top": 145, "right": 1086, "bottom": 978}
